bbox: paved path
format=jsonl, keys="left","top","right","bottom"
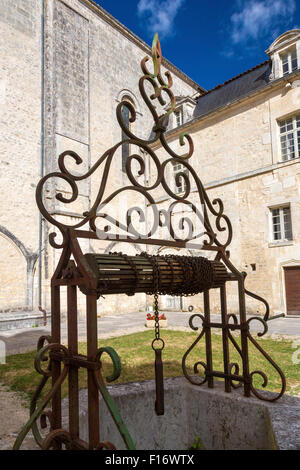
{"left": 0, "top": 311, "right": 300, "bottom": 356}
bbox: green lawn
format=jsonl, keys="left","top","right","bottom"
{"left": 0, "top": 330, "right": 299, "bottom": 405}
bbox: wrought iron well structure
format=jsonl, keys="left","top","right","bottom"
{"left": 14, "top": 34, "right": 286, "bottom": 450}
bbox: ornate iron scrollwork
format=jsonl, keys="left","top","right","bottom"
{"left": 36, "top": 33, "right": 232, "bottom": 251}
{"left": 15, "top": 32, "right": 286, "bottom": 451}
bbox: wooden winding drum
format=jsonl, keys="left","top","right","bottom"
{"left": 81, "top": 252, "right": 230, "bottom": 297}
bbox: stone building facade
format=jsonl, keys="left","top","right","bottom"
{"left": 152, "top": 29, "right": 300, "bottom": 316}
{"left": 0, "top": 0, "right": 299, "bottom": 318}
{"left": 0, "top": 0, "right": 201, "bottom": 316}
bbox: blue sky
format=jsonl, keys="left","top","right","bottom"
{"left": 95, "top": 0, "right": 300, "bottom": 90}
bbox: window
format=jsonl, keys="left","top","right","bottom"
{"left": 172, "top": 161, "right": 189, "bottom": 194}
{"left": 121, "top": 103, "right": 130, "bottom": 173}
{"left": 279, "top": 115, "right": 300, "bottom": 161}
{"left": 270, "top": 206, "right": 293, "bottom": 242}
{"left": 174, "top": 108, "right": 183, "bottom": 128}
{"left": 281, "top": 48, "right": 298, "bottom": 76}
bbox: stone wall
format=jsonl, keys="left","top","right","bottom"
{"left": 151, "top": 78, "right": 300, "bottom": 315}
{"left": 0, "top": 0, "right": 41, "bottom": 310}
{"left": 40, "top": 0, "right": 199, "bottom": 315}
{"left": 0, "top": 0, "right": 199, "bottom": 314}
{"left": 73, "top": 378, "right": 300, "bottom": 450}
{"left": 0, "top": 0, "right": 37, "bottom": 37}
{"left": 54, "top": 2, "right": 89, "bottom": 144}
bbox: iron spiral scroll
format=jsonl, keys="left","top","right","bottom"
{"left": 14, "top": 33, "right": 286, "bottom": 451}
{"left": 182, "top": 310, "right": 286, "bottom": 401}
{"left": 13, "top": 335, "right": 135, "bottom": 450}
{"left": 35, "top": 32, "right": 232, "bottom": 251}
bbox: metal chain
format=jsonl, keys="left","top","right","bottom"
{"left": 110, "top": 251, "right": 214, "bottom": 303}
{"left": 160, "top": 253, "right": 214, "bottom": 297}
{"left": 141, "top": 252, "right": 165, "bottom": 416}
{"left": 152, "top": 254, "right": 161, "bottom": 342}
{"left": 140, "top": 252, "right": 163, "bottom": 346}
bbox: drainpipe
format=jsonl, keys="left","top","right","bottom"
{"left": 38, "top": 0, "right": 45, "bottom": 307}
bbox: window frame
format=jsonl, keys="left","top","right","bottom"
{"left": 280, "top": 47, "right": 298, "bottom": 76}
{"left": 278, "top": 114, "right": 300, "bottom": 162}
{"left": 172, "top": 161, "right": 189, "bottom": 195}
{"left": 269, "top": 204, "right": 293, "bottom": 243}
{"left": 174, "top": 107, "right": 184, "bottom": 128}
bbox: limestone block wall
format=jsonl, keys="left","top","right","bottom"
{"left": 150, "top": 79, "right": 300, "bottom": 316}
{"left": 0, "top": 0, "right": 201, "bottom": 314}
{"left": 0, "top": 0, "right": 41, "bottom": 310}
{"left": 0, "top": 235, "right": 27, "bottom": 309}
{"left": 40, "top": 0, "right": 200, "bottom": 315}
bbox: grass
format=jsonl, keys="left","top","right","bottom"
{"left": 0, "top": 329, "right": 299, "bottom": 406}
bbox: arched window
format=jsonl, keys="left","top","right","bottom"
{"left": 121, "top": 104, "right": 130, "bottom": 173}
{"left": 120, "top": 95, "right": 136, "bottom": 173}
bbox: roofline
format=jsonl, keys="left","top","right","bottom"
{"left": 198, "top": 60, "right": 270, "bottom": 98}
{"left": 151, "top": 68, "right": 300, "bottom": 147}
{"left": 78, "top": 0, "right": 205, "bottom": 93}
